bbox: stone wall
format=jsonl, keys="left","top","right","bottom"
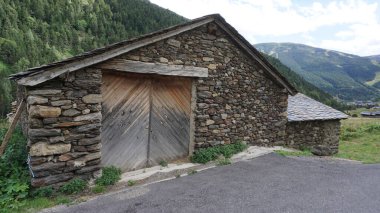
{"left": 25, "top": 68, "right": 102, "bottom": 187}
{"left": 285, "top": 120, "right": 341, "bottom": 155}
{"left": 120, "top": 23, "right": 288, "bottom": 148}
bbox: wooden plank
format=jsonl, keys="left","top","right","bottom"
{"left": 95, "top": 59, "right": 208, "bottom": 77}
{"left": 17, "top": 17, "right": 214, "bottom": 86}
{"left": 101, "top": 72, "right": 150, "bottom": 171}
{"left": 148, "top": 77, "right": 191, "bottom": 165}
{"left": 0, "top": 100, "right": 25, "bottom": 156}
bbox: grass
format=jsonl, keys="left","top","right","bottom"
{"left": 4, "top": 196, "right": 72, "bottom": 213}
{"left": 365, "top": 71, "right": 380, "bottom": 86}
{"left": 127, "top": 180, "right": 136, "bottom": 186}
{"left": 335, "top": 119, "right": 380, "bottom": 164}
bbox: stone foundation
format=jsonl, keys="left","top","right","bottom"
{"left": 25, "top": 68, "right": 102, "bottom": 187}
{"left": 285, "top": 120, "right": 341, "bottom": 155}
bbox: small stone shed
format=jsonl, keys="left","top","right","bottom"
{"left": 286, "top": 93, "right": 348, "bottom": 155}
{"left": 8, "top": 14, "right": 344, "bottom": 187}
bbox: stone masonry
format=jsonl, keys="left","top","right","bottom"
{"left": 25, "top": 68, "right": 102, "bottom": 187}
{"left": 120, "top": 23, "right": 289, "bottom": 148}
{"left": 285, "top": 120, "right": 341, "bottom": 155}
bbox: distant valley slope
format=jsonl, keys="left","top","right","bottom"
{"left": 255, "top": 43, "right": 380, "bottom": 101}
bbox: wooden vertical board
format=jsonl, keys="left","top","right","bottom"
{"left": 148, "top": 77, "right": 192, "bottom": 165}
{"left": 101, "top": 72, "right": 150, "bottom": 171}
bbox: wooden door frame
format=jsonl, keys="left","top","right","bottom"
{"left": 188, "top": 80, "right": 197, "bottom": 156}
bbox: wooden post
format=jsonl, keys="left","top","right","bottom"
{"left": 0, "top": 99, "right": 25, "bottom": 156}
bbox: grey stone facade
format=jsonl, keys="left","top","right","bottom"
{"left": 19, "top": 23, "right": 289, "bottom": 187}
{"left": 25, "top": 68, "right": 102, "bottom": 187}
{"left": 120, "top": 23, "right": 288, "bottom": 148}
{"left": 285, "top": 120, "right": 341, "bottom": 155}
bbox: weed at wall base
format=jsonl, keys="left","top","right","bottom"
{"left": 190, "top": 142, "right": 248, "bottom": 164}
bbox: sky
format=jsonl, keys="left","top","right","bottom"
{"left": 150, "top": 0, "right": 380, "bottom": 56}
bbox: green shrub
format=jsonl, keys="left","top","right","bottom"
{"left": 95, "top": 166, "right": 122, "bottom": 186}
{"left": 92, "top": 185, "right": 105, "bottom": 194}
{"left": 216, "top": 158, "right": 231, "bottom": 166}
{"left": 59, "top": 179, "right": 87, "bottom": 194}
{"left": 0, "top": 126, "right": 30, "bottom": 210}
{"left": 190, "top": 142, "right": 248, "bottom": 164}
{"left": 159, "top": 160, "right": 168, "bottom": 167}
{"left": 127, "top": 180, "right": 136, "bottom": 186}
{"left": 187, "top": 170, "right": 197, "bottom": 175}
{"left": 31, "top": 186, "right": 54, "bottom": 198}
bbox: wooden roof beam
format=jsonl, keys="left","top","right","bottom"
{"left": 95, "top": 59, "right": 208, "bottom": 77}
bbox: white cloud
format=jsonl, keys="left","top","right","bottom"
{"left": 150, "top": 0, "right": 380, "bottom": 56}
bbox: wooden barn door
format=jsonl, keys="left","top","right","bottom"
{"left": 149, "top": 77, "right": 192, "bottom": 165}
{"left": 101, "top": 73, "right": 151, "bottom": 171}
{"left": 101, "top": 72, "right": 192, "bottom": 171}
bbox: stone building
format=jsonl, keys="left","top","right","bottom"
{"left": 9, "top": 14, "right": 345, "bottom": 187}
{"left": 286, "top": 93, "right": 348, "bottom": 155}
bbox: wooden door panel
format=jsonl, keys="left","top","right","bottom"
{"left": 149, "top": 78, "right": 192, "bottom": 165}
{"left": 101, "top": 73, "right": 150, "bottom": 171}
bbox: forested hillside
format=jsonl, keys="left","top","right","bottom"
{"left": 264, "top": 55, "right": 347, "bottom": 110}
{"left": 0, "top": 0, "right": 186, "bottom": 116}
{"left": 255, "top": 43, "right": 380, "bottom": 101}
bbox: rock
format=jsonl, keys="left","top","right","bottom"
{"left": 82, "top": 94, "right": 102, "bottom": 104}
{"left": 206, "top": 120, "right": 215, "bottom": 125}
{"left": 49, "top": 136, "right": 65, "bottom": 144}
{"left": 159, "top": 57, "right": 168, "bottom": 63}
{"left": 75, "top": 165, "right": 101, "bottom": 174}
{"left": 27, "top": 96, "right": 48, "bottom": 105}
{"left": 52, "top": 121, "right": 86, "bottom": 128}
{"left": 68, "top": 152, "right": 101, "bottom": 167}
{"left": 173, "top": 60, "right": 183, "bottom": 65}
{"left": 127, "top": 55, "right": 140, "bottom": 61}
{"left": 167, "top": 39, "right": 181, "bottom": 48}
{"left": 58, "top": 152, "right": 89, "bottom": 161}
{"left": 51, "top": 100, "right": 71, "bottom": 106}
{"left": 78, "top": 136, "right": 100, "bottom": 146}
{"left": 29, "top": 128, "right": 61, "bottom": 138}
{"left": 198, "top": 91, "right": 212, "bottom": 98}
{"left": 28, "top": 89, "right": 61, "bottom": 96}
{"left": 29, "top": 105, "right": 61, "bottom": 118}
{"left": 62, "top": 109, "right": 81, "bottom": 117}
{"left": 29, "top": 118, "right": 43, "bottom": 128}
{"left": 43, "top": 118, "right": 57, "bottom": 124}
{"left": 31, "top": 162, "right": 66, "bottom": 172}
{"left": 208, "top": 64, "right": 217, "bottom": 70}
{"left": 86, "top": 143, "right": 102, "bottom": 152}
{"left": 82, "top": 109, "right": 90, "bottom": 114}
{"left": 29, "top": 142, "right": 71, "bottom": 156}
{"left": 74, "top": 123, "right": 101, "bottom": 133}
{"left": 31, "top": 173, "right": 74, "bottom": 187}
{"left": 73, "top": 112, "right": 101, "bottom": 122}
{"left": 221, "top": 114, "right": 228, "bottom": 119}
{"left": 311, "top": 145, "right": 335, "bottom": 156}
{"left": 202, "top": 57, "right": 214, "bottom": 62}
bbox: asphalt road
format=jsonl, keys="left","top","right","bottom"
{"left": 44, "top": 153, "right": 380, "bottom": 213}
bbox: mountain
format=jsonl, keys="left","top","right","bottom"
{"left": 255, "top": 43, "right": 380, "bottom": 101}
{"left": 0, "top": 0, "right": 186, "bottom": 116}
{"left": 264, "top": 55, "right": 347, "bottom": 110}
{"left": 365, "top": 55, "right": 380, "bottom": 89}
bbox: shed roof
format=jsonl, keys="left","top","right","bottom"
{"left": 287, "top": 93, "right": 348, "bottom": 122}
{"left": 9, "top": 14, "right": 297, "bottom": 95}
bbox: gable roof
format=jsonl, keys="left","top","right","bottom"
{"left": 9, "top": 14, "right": 297, "bottom": 95}
{"left": 288, "top": 93, "right": 348, "bottom": 122}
